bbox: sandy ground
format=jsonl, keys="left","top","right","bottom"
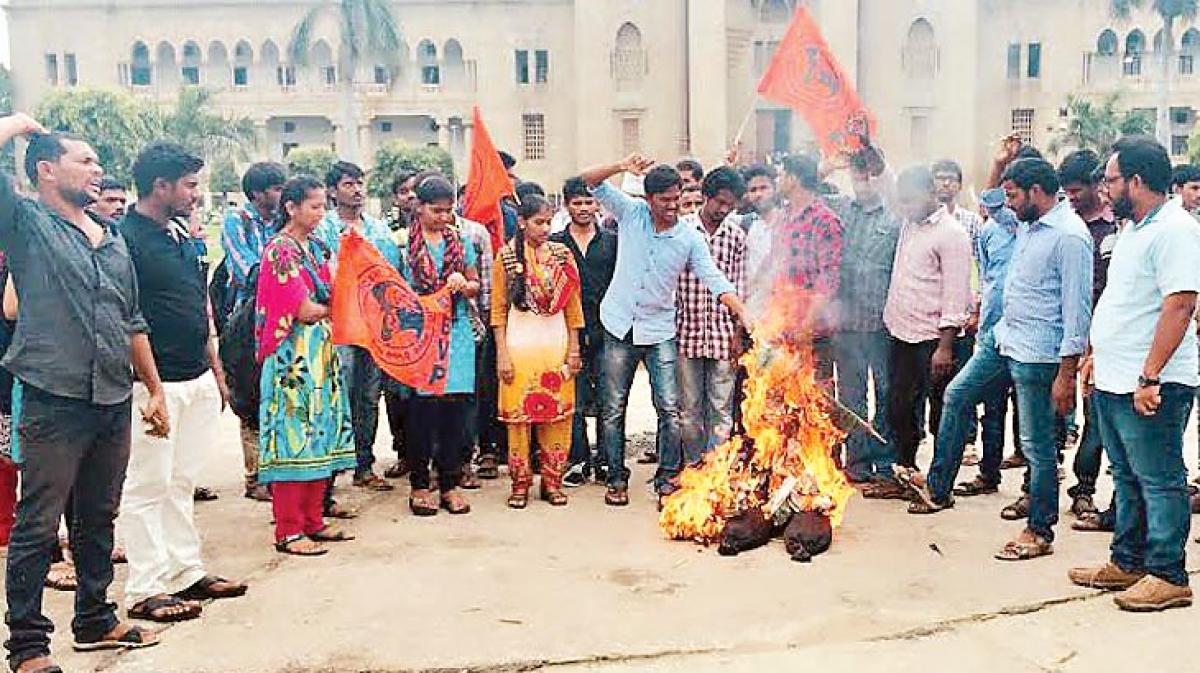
{"left": 11, "top": 371, "right": 1199, "bottom": 673}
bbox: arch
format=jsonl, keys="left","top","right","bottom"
{"left": 131, "top": 40, "right": 152, "bottom": 86}
{"left": 1126, "top": 29, "right": 1146, "bottom": 55}
{"left": 155, "top": 41, "right": 178, "bottom": 87}
{"left": 443, "top": 39, "right": 465, "bottom": 88}
{"left": 181, "top": 40, "right": 202, "bottom": 84}
{"left": 1183, "top": 28, "right": 1199, "bottom": 51}
{"left": 207, "top": 41, "right": 229, "bottom": 85}
{"left": 1097, "top": 29, "right": 1118, "bottom": 56}
{"left": 418, "top": 39, "right": 439, "bottom": 85}
{"left": 1181, "top": 28, "right": 1199, "bottom": 75}
{"left": 310, "top": 39, "right": 336, "bottom": 86}
{"left": 232, "top": 40, "right": 253, "bottom": 86}
{"left": 903, "top": 18, "right": 937, "bottom": 79}
{"left": 614, "top": 22, "right": 645, "bottom": 88}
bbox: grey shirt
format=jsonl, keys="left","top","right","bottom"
{"left": 0, "top": 174, "right": 148, "bottom": 405}
{"left": 826, "top": 194, "right": 901, "bottom": 333}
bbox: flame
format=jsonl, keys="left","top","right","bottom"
{"left": 659, "top": 288, "right": 855, "bottom": 543}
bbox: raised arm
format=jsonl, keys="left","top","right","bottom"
{"left": 0, "top": 114, "right": 48, "bottom": 245}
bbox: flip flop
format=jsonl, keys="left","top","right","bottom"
{"left": 73, "top": 624, "right": 159, "bottom": 651}
{"left": 994, "top": 538, "right": 1054, "bottom": 561}
{"left": 274, "top": 534, "right": 327, "bottom": 557}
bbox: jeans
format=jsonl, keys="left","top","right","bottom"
{"left": 337, "top": 345, "right": 383, "bottom": 478}
{"left": 1071, "top": 394, "right": 1105, "bottom": 497}
{"left": 1009, "top": 360, "right": 1060, "bottom": 542}
{"left": 928, "top": 335, "right": 1014, "bottom": 501}
{"left": 5, "top": 386, "right": 130, "bottom": 669}
{"left": 953, "top": 336, "right": 979, "bottom": 442}
{"left": 677, "top": 357, "right": 738, "bottom": 466}
{"left": 599, "top": 331, "right": 681, "bottom": 492}
{"left": 834, "top": 331, "right": 894, "bottom": 480}
{"left": 569, "top": 328, "right": 605, "bottom": 471}
{"left": 1095, "top": 385, "right": 1193, "bottom": 587}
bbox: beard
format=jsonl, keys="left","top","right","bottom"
{"left": 1017, "top": 202, "right": 1040, "bottom": 223}
{"left": 1112, "top": 194, "right": 1136, "bottom": 221}
{"left": 61, "top": 185, "right": 95, "bottom": 208}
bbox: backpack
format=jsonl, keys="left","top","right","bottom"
{"left": 219, "top": 264, "right": 261, "bottom": 427}
{"left": 209, "top": 258, "right": 233, "bottom": 337}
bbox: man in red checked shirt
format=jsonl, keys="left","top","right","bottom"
{"left": 771, "top": 154, "right": 844, "bottom": 382}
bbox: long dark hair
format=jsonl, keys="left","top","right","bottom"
{"left": 509, "top": 194, "right": 551, "bottom": 312}
{"left": 277, "top": 175, "right": 324, "bottom": 230}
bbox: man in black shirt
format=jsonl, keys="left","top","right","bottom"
{"left": 118, "top": 142, "right": 246, "bottom": 624}
{"left": 552, "top": 177, "right": 617, "bottom": 486}
{"left": 0, "top": 114, "right": 163, "bottom": 672}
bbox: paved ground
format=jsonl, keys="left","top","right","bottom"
{"left": 16, "top": 373, "right": 1200, "bottom": 673}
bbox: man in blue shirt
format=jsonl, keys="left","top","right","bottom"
{"left": 314, "top": 161, "right": 400, "bottom": 493}
{"left": 580, "top": 156, "right": 749, "bottom": 506}
{"left": 903, "top": 160, "right": 1092, "bottom": 564}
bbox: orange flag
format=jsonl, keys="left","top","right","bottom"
{"left": 756, "top": 6, "right": 873, "bottom": 155}
{"left": 462, "top": 106, "right": 515, "bottom": 251}
{"left": 332, "top": 231, "right": 453, "bottom": 394}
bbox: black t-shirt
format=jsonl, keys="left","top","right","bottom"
{"left": 121, "top": 208, "right": 211, "bottom": 383}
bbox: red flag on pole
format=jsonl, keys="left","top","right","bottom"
{"left": 756, "top": 6, "right": 873, "bottom": 155}
{"left": 332, "top": 231, "right": 453, "bottom": 394}
{"left": 462, "top": 106, "right": 515, "bottom": 250}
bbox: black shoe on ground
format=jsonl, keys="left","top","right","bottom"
{"left": 562, "top": 464, "right": 587, "bottom": 488}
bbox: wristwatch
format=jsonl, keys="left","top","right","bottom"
{"left": 1138, "top": 375, "right": 1161, "bottom": 388}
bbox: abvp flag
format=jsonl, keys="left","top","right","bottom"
{"left": 332, "top": 231, "right": 453, "bottom": 394}
{"left": 462, "top": 106, "right": 515, "bottom": 250}
{"left": 756, "top": 6, "right": 874, "bottom": 155}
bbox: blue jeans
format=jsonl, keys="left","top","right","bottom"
{"left": 834, "top": 331, "right": 894, "bottom": 480}
{"left": 1070, "top": 395, "right": 1105, "bottom": 497}
{"left": 337, "top": 345, "right": 383, "bottom": 478}
{"left": 928, "top": 335, "right": 1013, "bottom": 501}
{"left": 979, "top": 381, "right": 1011, "bottom": 485}
{"left": 1095, "top": 385, "right": 1194, "bottom": 586}
{"left": 600, "top": 331, "right": 681, "bottom": 492}
{"left": 1009, "top": 360, "right": 1061, "bottom": 542}
{"left": 677, "top": 357, "right": 738, "bottom": 465}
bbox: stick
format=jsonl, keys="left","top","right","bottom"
{"left": 732, "top": 100, "right": 757, "bottom": 147}
{"left": 822, "top": 390, "right": 888, "bottom": 445}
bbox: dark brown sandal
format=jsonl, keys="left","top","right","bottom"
{"left": 309, "top": 526, "right": 356, "bottom": 543}
{"left": 174, "top": 575, "right": 247, "bottom": 600}
{"left": 540, "top": 488, "right": 568, "bottom": 507}
{"left": 459, "top": 466, "right": 482, "bottom": 490}
{"left": 507, "top": 489, "right": 529, "bottom": 510}
{"left": 604, "top": 487, "right": 629, "bottom": 507}
{"left": 953, "top": 477, "right": 999, "bottom": 497}
{"left": 127, "top": 595, "right": 202, "bottom": 623}
{"left": 409, "top": 489, "right": 439, "bottom": 517}
{"left": 274, "top": 534, "right": 327, "bottom": 556}
{"left": 477, "top": 455, "right": 500, "bottom": 479}
{"left": 440, "top": 489, "right": 471, "bottom": 515}
{"left": 861, "top": 481, "right": 910, "bottom": 500}
{"left": 1000, "top": 495, "right": 1031, "bottom": 521}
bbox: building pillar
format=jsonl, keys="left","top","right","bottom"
{"left": 687, "top": 0, "right": 729, "bottom": 166}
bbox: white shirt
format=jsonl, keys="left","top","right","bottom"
{"left": 1091, "top": 198, "right": 1200, "bottom": 394}
{"left": 743, "top": 210, "right": 778, "bottom": 323}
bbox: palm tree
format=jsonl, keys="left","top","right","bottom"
{"left": 288, "top": 0, "right": 404, "bottom": 163}
{"left": 1049, "top": 93, "right": 1156, "bottom": 156}
{"left": 161, "top": 86, "right": 258, "bottom": 165}
{"left": 1111, "top": 0, "right": 1199, "bottom": 149}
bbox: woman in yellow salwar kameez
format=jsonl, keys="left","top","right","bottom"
{"left": 492, "top": 195, "right": 584, "bottom": 509}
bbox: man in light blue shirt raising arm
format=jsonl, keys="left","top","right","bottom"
{"left": 1070, "top": 136, "right": 1200, "bottom": 613}
{"left": 580, "top": 155, "right": 750, "bottom": 507}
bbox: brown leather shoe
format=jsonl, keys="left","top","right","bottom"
{"left": 1068, "top": 562, "right": 1146, "bottom": 590}
{"left": 1114, "top": 575, "right": 1193, "bottom": 612}
{"left": 244, "top": 483, "right": 272, "bottom": 502}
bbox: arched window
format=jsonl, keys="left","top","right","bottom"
{"left": 207, "top": 41, "right": 229, "bottom": 86}
{"left": 181, "top": 40, "right": 202, "bottom": 85}
{"left": 613, "top": 22, "right": 645, "bottom": 89}
{"left": 759, "top": 0, "right": 796, "bottom": 23}
{"left": 131, "top": 41, "right": 151, "bottom": 86}
{"left": 155, "top": 42, "right": 178, "bottom": 88}
{"left": 418, "top": 39, "right": 439, "bottom": 85}
{"left": 233, "top": 40, "right": 253, "bottom": 86}
{"left": 1182, "top": 28, "right": 1199, "bottom": 75}
{"left": 903, "top": 18, "right": 938, "bottom": 80}
{"left": 311, "top": 39, "right": 336, "bottom": 87}
{"left": 1125, "top": 29, "right": 1146, "bottom": 76}
{"left": 443, "top": 39, "right": 465, "bottom": 89}
{"left": 1097, "top": 29, "right": 1118, "bottom": 56}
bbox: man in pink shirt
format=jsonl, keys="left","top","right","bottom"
{"left": 883, "top": 167, "right": 974, "bottom": 470}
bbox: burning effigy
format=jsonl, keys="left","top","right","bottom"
{"left": 659, "top": 288, "right": 856, "bottom": 561}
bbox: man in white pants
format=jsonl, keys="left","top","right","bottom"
{"left": 118, "top": 141, "right": 247, "bottom": 622}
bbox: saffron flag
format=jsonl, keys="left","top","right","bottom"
{"left": 756, "top": 6, "right": 873, "bottom": 155}
{"left": 462, "top": 106, "right": 515, "bottom": 251}
{"left": 331, "top": 231, "right": 453, "bottom": 394}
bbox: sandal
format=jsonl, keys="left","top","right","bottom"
{"left": 994, "top": 535, "right": 1054, "bottom": 561}
{"left": 174, "top": 575, "right": 248, "bottom": 600}
{"left": 128, "top": 595, "right": 202, "bottom": 623}
{"left": 274, "top": 535, "right": 327, "bottom": 557}
{"left": 860, "top": 481, "right": 910, "bottom": 500}
{"left": 409, "top": 489, "right": 439, "bottom": 517}
{"left": 353, "top": 473, "right": 395, "bottom": 492}
{"left": 1000, "top": 454, "right": 1026, "bottom": 470}
{"left": 459, "top": 466, "right": 482, "bottom": 490}
{"left": 540, "top": 488, "right": 568, "bottom": 507}
{"left": 953, "top": 477, "right": 999, "bottom": 497}
{"left": 604, "top": 487, "right": 629, "bottom": 507}
{"left": 13, "top": 656, "right": 62, "bottom": 673}
{"left": 1072, "top": 512, "right": 1114, "bottom": 533}
{"left": 309, "top": 526, "right": 356, "bottom": 543}
{"left": 73, "top": 623, "right": 159, "bottom": 651}
{"left": 1000, "top": 494, "right": 1031, "bottom": 521}
{"left": 440, "top": 489, "right": 471, "bottom": 515}
{"left": 507, "top": 489, "right": 529, "bottom": 510}
{"left": 636, "top": 450, "right": 658, "bottom": 465}
{"left": 45, "top": 561, "right": 77, "bottom": 592}
{"left": 477, "top": 455, "right": 500, "bottom": 480}
{"left": 111, "top": 545, "right": 127, "bottom": 564}
{"left": 383, "top": 459, "right": 409, "bottom": 479}
{"left": 192, "top": 486, "right": 219, "bottom": 502}
{"left": 324, "top": 502, "right": 359, "bottom": 520}
{"left": 908, "top": 496, "right": 954, "bottom": 514}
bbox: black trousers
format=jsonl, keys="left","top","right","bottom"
{"left": 383, "top": 385, "right": 408, "bottom": 463}
{"left": 405, "top": 395, "right": 472, "bottom": 492}
{"left": 5, "top": 386, "right": 130, "bottom": 669}
{"left": 887, "top": 338, "right": 950, "bottom": 468}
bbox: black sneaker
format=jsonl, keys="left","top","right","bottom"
{"left": 593, "top": 463, "right": 608, "bottom": 484}
{"left": 562, "top": 464, "right": 587, "bottom": 488}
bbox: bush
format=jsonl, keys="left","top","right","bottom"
{"left": 286, "top": 146, "right": 338, "bottom": 182}
{"left": 368, "top": 141, "right": 454, "bottom": 198}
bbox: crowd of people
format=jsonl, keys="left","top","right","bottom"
{"left": 0, "top": 106, "right": 1198, "bottom": 673}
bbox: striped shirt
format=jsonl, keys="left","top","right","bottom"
{"left": 883, "top": 206, "right": 973, "bottom": 344}
{"left": 220, "top": 203, "right": 272, "bottom": 304}
{"left": 455, "top": 216, "right": 494, "bottom": 326}
{"left": 676, "top": 214, "right": 747, "bottom": 360}
{"left": 826, "top": 195, "right": 900, "bottom": 333}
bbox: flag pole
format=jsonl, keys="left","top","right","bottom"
{"left": 731, "top": 98, "right": 757, "bottom": 147}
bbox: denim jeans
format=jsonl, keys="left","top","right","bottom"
{"left": 5, "top": 387, "right": 130, "bottom": 669}
{"left": 1071, "top": 394, "right": 1105, "bottom": 497}
{"left": 569, "top": 328, "right": 605, "bottom": 471}
{"left": 927, "top": 335, "right": 1013, "bottom": 501}
{"left": 1009, "top": 360, "right": 1061, "bottom": 542}
{"left": 599, "top": 331, "right": 681, "bottom": 492}
{"left": 834, "top": 331, "right": 894, "bottom": 480}
{"left": 677, "top": 357, "right": 738, "bottom": 466}
{"left": 338, "top": 345, "right": 383, "bottom": 478}
{"left": 978, "top": 379, "right": 1012, "bottom": 486}
{"left": 1095, "top": 385, "right": 1194, "bottom": 586}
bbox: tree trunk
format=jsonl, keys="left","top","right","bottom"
{"left": 1157, "top": 17, "right": 1174, "bottom": 151}
{"left": 340, "top": 57, "right": 361, "bottom": 163}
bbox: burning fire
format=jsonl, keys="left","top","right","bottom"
{"left": 660, "top": 289, "right": 855, "bottom": 544}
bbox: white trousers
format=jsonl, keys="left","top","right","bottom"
{"left": 120, "top": 370, "right": 220, "bottom": 607}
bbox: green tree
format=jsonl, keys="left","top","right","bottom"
{"left": 35, "top": 88, "right": 160, "bottom": 184}
{"left": 160, "top": 87, "right": 258, "bottom": 166}
{"left": 286, "top": 146, "right": 337, "bottom": 180}
{"left": 289, "top": 0, "right": 404, "bottom": 163}
{"left": 1049, "top": 93, "right": 1156, "bottom": 156}
{"left": 367, "top": 141, "right": 453, "bottom": 198}
{"left": 210, "top": 156, "right": 241, "bottom": 205}
{"left": 1111, "top": 0, "right": 1199, "bottom": 148}
{"left": 1188, "top": 125, "right": 1200, "bottom": 163}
